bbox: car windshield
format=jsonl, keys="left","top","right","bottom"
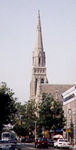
{"left": 3, "top": 134, "right": 10, "bottom": 138}
{"left": 59, "top": 139, "right": 68, "bottom": 142}
{"left": 59, "top": 140, "right": 65, "bottom": 142}
{"left": 48, "top": 139, "right": 53, "bottom": 141}
{"left": 39, "top": 138, "right": 47, "bottom": 141}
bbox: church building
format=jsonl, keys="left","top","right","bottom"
{"left": 30, "top": 11, "right": 73, "bottom": 104}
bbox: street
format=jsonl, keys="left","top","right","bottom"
{"left": 17, "top": 143, "right": 73, "bottom": 150}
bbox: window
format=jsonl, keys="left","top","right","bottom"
{"left": 38, "top": 57, "right": 40, "bottom": 66}
{"left": 41, "top": 78, "right": 44, "bottom": 84}
{"left": 35, "top": 79, "right": 37, "bottom": 95}
{"left": 64, "top": 94, "right": 75, "bottom": 102}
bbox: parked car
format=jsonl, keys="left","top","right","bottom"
{"left": 35, "top": 137, "right": 48, "bottom": 148}
{"left": 25, "top": 138, "right": 32, "bottom": 143}
{"left": 73, "top": 145, "right": 76, "bottom": 150}
{"left": 54, "top": 139, "right": 70, "bottom": 149}
{"left": 1, "top": 131, "right": 17, "bottom": 143}
{"left": 0, "top": 140, "right": 17, "bottom": 150}
{"left": 21, "top": 137, "right": 26, "bottom": 143}
{"left": 73, "top": 144, "right": 76, "bottom": 150}
{"left": 47, "top": 139, "right": 54, "bottom": 147}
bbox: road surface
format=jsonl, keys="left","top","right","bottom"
{"left": 17, "top": 143, "right": 73, "bottom": 150}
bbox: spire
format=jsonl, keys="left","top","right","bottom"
{"left": 34, "top": 10, "right": 43, "bottom": 52}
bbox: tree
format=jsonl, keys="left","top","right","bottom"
{"left": 13, "top": 102, "right": 28, "bottom": 136}
{"left": 14, "top": 124, "right": 29, "bottom": 137}
{"left": 0, "top": 82, "right": 17, "bottom": 132}
{"left": 38, "top": 93, "right": 65, "bottom": 131}
{"left": 14, "top": 99, "right": 37, "bottom": 137}
{"left": 22, "top": 100, "right": 37, "bottom": 134}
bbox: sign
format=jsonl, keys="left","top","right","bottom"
{"left": 66, "top": 129, "right": 71, "bottom": 133}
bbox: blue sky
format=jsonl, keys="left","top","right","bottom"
{"left": 0, "top": 0, "right": 76, "bottom": 103}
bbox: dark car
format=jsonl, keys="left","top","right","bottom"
{"left": 47, "top": 139, "right": 54, "bottom": 147}
{"left": 25, "top": 138, "right": 31, "bottom": 143}
{"left": 35, "top": 137, "right": 48, "bottom": 148}
{"left": 21, "top": 137, "right": 26, "bottom": 143}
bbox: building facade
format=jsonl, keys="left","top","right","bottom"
{"left": 30, "top": 11, "right": 48, "bottom": 103}
{"left": 62, "top": 86, "right": 76, "bottom": 143}
{"left": 30, "top": 11, "right": 73, "bottom": 104}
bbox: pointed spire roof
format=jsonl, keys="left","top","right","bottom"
{"left": 34, "top": 10, "right": 43, "bottom": 52}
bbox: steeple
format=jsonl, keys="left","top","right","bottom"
{"left": 34, "top": 10, "right": 43, "bottom": 52}
{"left": 30, "top": 11, "right": 48, "bottom": 104}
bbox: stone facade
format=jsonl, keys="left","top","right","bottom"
{"left": 30, "top": 11, "right": 73, "bottom": 104}
{"left": 30, "top": 11, "right": 48, "bottom": 104}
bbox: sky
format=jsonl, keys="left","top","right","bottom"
{"left": 0, "top": 0, "right": 76, "bottom": 104}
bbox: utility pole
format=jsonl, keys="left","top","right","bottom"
{"left": 68, "top": 109, "right": 73, "bottom": 144}
{"left": 35, "top": 121, "right": 37, "bottom": 140}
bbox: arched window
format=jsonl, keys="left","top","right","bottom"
{"left": 38, "top": 57, "right": 41, "bottom": 66}
{"left": 35, "top": 79, "right": 37, "bottom": 95}
{"left": 41, "top": 78, "right": 44, "bottom": 84}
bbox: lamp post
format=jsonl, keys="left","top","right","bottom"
{"left": 68, "top": 109, "right": 73, "bottom": 144}
{"left": 35, "top": 121, "right": 37, "bottom": 141}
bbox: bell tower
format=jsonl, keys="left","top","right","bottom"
{"left": 30, "top": 11, "right": 48, "bottom": 103}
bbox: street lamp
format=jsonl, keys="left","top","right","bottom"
{"left": 68, "top": 109, "right": 73, "bottom": 144}
{"left": 35, "top": 121, "right": 37, "bottom": 140}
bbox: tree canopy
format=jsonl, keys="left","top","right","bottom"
{"left": 14, "top": 99, "right": 37, "bottom": 137}
{"left": 37, "top": 93, "right": 65, "bottom": 131}
{"left": 0, "top": 82, "right": 65, "bottom": 138}
{"left": 0, "top": 82, "right": 17, "bottom": 132}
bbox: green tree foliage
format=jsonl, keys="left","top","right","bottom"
{"left": 14, "top": 124, "right": 29, "bottom": 137}
{"left": 38, "top": 93, "right": 65, "bottom": 131}
{"left": 14, "top": 99, "right": 37, "bottom": 137}
{"left": 25, "top": 100, "right": 37, "bottom": 132}
{"left": 0, "top": 82, "right": 17, "bottom": 132}
{"left": 13, "top": 102, "right": 28, "bottom": 136}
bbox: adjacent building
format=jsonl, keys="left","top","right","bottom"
{"left": 62, "top": 86, "right": 76, "bottom": 143}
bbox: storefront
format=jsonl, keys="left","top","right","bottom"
{"left": 62, "top": 86, "right": 76, "bottom": 144}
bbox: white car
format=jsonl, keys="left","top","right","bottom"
{"left": 54, "top": 139, "right": 70, "bottom": 149}
{"left": 73, "top": 145, "right": 76, "bottom": 150}
{"left": 0, "top": 140, "right": 17, "bottom": 150}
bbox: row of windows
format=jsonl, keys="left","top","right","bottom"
{"left": 34, "top": 68, "right": 45, "bottom": 73}
{"left": 35, "top": 78, "right": 44, "bottom": 84}
{"left": 63, "top": 93, "right": 75, "bottom": 102}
